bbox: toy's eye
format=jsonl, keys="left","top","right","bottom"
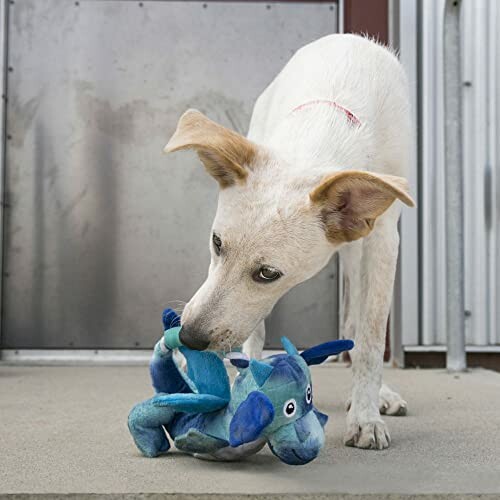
{"left": 283, "top": 398, "right": 297, "bottom": 418}
{"left": 305, "top": 384, "right": 312, "bottom": 404}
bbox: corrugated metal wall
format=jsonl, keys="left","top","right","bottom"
{"left": 419, "top": 0, "right": 500, "bottom": 347}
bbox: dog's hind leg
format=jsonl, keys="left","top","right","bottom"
{"left": 379, "top": 383, "right": 407, "bottom": 416}
{"left": 341, "top": 205, "right": 401, "bottom": 449}
{"left": 242, "top": 321, "right": 266, "bottom": 359}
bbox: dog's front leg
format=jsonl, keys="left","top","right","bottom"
{"left": 344, "top": 208, "right": 400, "bottom": 450}
{"left": 242, "top": 321, "right": 266, "bottom": 359}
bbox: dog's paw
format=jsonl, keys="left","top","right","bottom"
{"left": 344, "top": 418, "right": 391, "bottom": 450}
{"left": 379, "top": 384, "right": 407, "bottom": 416}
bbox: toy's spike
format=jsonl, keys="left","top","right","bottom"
{"left": 300, "top": 339, "right": 355, "bottom": 366}
{"left": 280, "top": 336, "right": 299, "bottom": 356}
{"left": 313, "top": 408, "right": 329, "bottom": 428}
{"left": 249, "top": 359, "right": 274, "bottom": 387}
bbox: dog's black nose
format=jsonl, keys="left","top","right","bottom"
{"left": 179, "top": 326, "right": 210, "bottom": 351}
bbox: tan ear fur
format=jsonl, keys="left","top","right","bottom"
{"left": 164, "top": 109, "right": 257, "bottom": 188}
{"left": 310, "top": 170, "right": 415, "bottom": 243}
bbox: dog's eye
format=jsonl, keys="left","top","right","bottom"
{"left": 283, "top": 398, "right": 297, "bottom": 418}
{"left": 305, "top": 384, "right": 312, "bottom": 404}
{"left": 212, "top": 233, "right": 222, "bottom": 256}
{"left": 253, "top": 266, "right": 282, "bottom": 283}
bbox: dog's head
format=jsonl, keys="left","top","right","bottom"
{"left": 164, "top": 110, "right": 414, "bottom": 351}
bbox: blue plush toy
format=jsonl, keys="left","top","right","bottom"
{"left": 128, "top": 309, "right": 354, "bottom": 465}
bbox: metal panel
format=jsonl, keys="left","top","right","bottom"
{"left": 391, "top": 0, "right": 420, "bottom": 364}
{"left": 417, "top": 0, "right": 500, "bottom": 348}
{"left": 2, "top": 0, "right": 338, "bottom": 348}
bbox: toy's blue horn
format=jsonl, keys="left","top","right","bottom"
{"left": 280, "top": 336, "right": 299, "bottom": 356}
{"left": 250, "top": 359, "right": 274, "bottom": 386}
{"left": 300, "top": 339, "right": 354, "bottom": 366}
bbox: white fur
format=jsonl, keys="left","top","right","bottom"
{"left": 181, "top": 34, "right": 413, "bottom": 449}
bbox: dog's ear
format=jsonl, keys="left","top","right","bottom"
{"left": 164, "top": 109, "right": 257, "bottom": 188}
{"left": 310, "top": 170, "right": 415, "bottom": 243}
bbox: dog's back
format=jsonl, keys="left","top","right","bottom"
{"left": 248, "top": 34, "right": 411, "bottom": 178}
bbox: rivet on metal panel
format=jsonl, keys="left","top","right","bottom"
{"left": 135, "top": 341, "right": 140, "bottom": 346}
{"left": 9, "top": 0, "right": 14, "bottom": 5}
{"left": 202, "top": 3, "right": 207, "bottom": 8}
{"left": 8, "top": 67, "right": 13, "bottom": 72}
{"left": 463, "top": 81, "right": 472, "bottom": 87}
{"left": 330, "top": 5, "right": 334, "bottom": 10}
{"left": 266, "top": 4, "right": 271, "bottom": 10}
{"left": 139, "top": 2, "right": 143, "bottom": 7}
{"left": 464, "top": 310, "right": 472, "bottom": 317}
{"left": 75, "top": 1, "right": 79, "bottom": 6}
{"left": 6, "top": 134, "right": 11, "bottom": 140}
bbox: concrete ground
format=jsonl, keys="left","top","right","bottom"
{"left": 1, "top": 363, "right": 500, "bottom": 499}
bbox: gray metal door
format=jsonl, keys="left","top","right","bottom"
{"left": 2, "top": 0, "right": 338, "bottom": 349}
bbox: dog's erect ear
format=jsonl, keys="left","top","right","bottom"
{"left": 310, "top": 170, "right": 415, "bottom": 243}
{"left": 164, "top": 109, "right": 257, "bottom": 188}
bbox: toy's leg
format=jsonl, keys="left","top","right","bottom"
{"left": 150, "top": 339, "right": 192, "bottom": 395}
{"left": 341, "top": 206, "right": 400, "bottom": 450}
{"left": 128, "top": 397, "right": 176, "bottom": 457}
{"left": 242, "top": 321, "right": 266, "bottom": 359}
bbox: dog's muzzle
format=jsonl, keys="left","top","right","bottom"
{"left": 179, "top": 325, "right": 210, "bottom": 351}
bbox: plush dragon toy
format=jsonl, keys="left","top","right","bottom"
{"left": 128, "top": 309, "right": 354, "bottom": 465}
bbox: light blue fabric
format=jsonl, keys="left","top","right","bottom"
{"left": 128, "top": 309, "right": 354, "bottom": 465}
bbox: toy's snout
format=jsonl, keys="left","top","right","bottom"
{"left": 268, "top": 410, "right": 326, "bottom": 466}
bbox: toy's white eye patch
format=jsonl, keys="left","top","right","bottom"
{"left": 306, "top": 384, "right": 312, "bottom": 404}
{"left": 283, "top": 398, "right": 297, "bottom": 418}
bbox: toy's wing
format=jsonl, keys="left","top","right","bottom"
{"left": 152, "top": 393, "right": 229, "bottom": 413}
{"left": 174, "top": 428, "right": 229, "bottom": 454}
{"left": 179, "top": 347, "right": 231, "bottom": 401}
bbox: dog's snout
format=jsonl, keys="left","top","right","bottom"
{"left": 179, "top": 325, "right": 210, "bottom": 351}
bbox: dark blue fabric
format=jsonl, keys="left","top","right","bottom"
{"left": 229, "top": 391, "right": 275, "bottom": 447}
{"left": 150, "top": 350, "right": 192, "bottom": 395}
{"left": 162, "top": 308, "right": 181, "bottom": 330}
{"left": 229, "top": 358, "right": 250, "bottom": 369}
{"left": 300, "top": 339, "right": 355, "bottom": 366}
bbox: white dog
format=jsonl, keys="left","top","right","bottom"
{"left": 164, "top": 34, "right": 415, "bottom": 450}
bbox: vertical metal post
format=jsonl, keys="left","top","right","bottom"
{"left": 0, "top": 0, "right": 8, "bottom": 354}
{"left": 443, "top": 0, "right": 467, "bottom": 372}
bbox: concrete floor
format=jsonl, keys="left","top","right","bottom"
{"left": 1, "top": 363, "right": 499, "bottom": 499}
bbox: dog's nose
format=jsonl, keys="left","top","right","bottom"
{"left": 179, "top": 325, "right": 210, "bottom": 351}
